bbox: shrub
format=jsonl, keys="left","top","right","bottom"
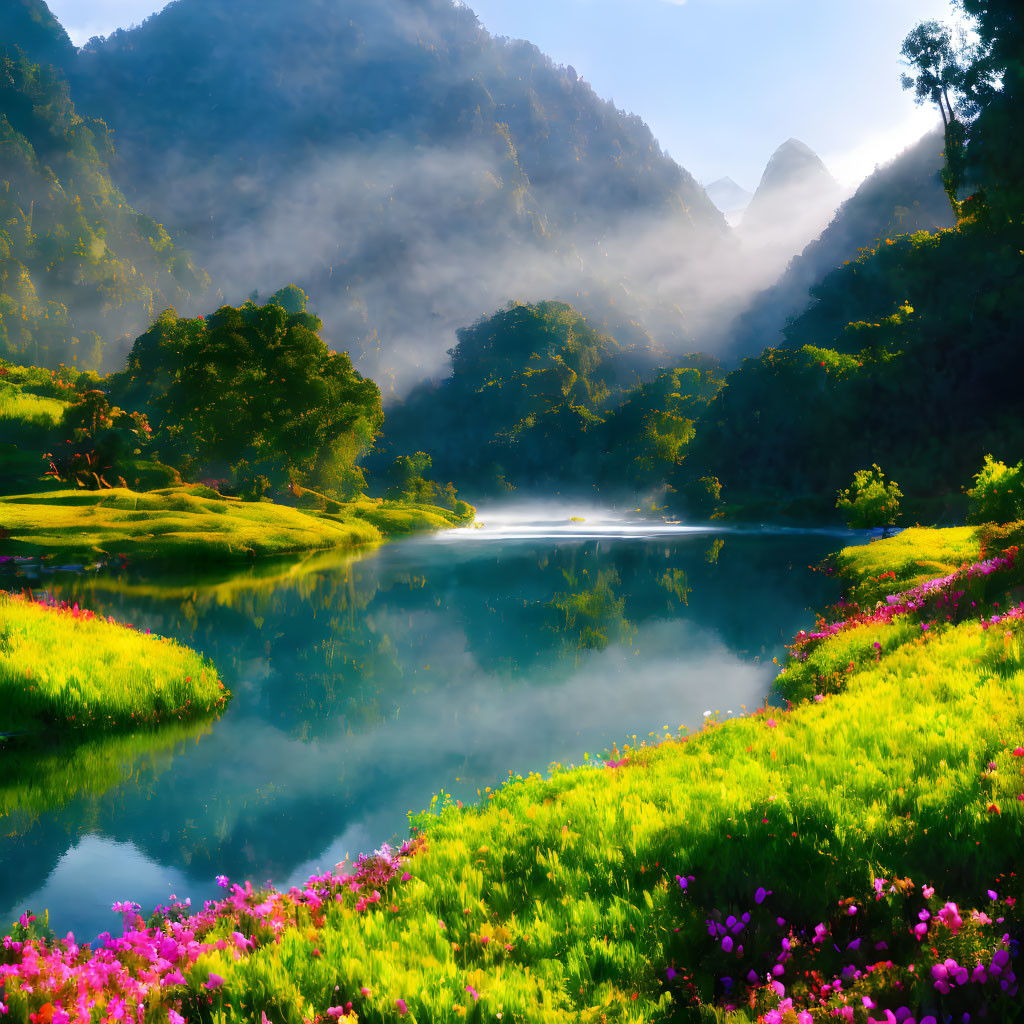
{"left": 836, "top": 464, "right": 902, "bottom": 533}
{"left": 967, "top": 454, "right": 1024, "bottom": 524}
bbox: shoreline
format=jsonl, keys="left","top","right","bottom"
{"left": 1, "top": 523, "right": 1022, "bottom": 1022}
{"left": 0, "top": 485, "right": 475, "bottom": 565}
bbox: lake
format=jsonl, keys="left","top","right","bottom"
{"left": 0, "top": 505, "right": 858, "bottom": 940}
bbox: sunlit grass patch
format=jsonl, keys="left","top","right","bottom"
{"left": 0, "top": 381, "right": 68, "bottom": 431}
{"left": 336, "top": 497, "right": 474, "bottom": 535}
{"left": 834, "top": 525, "right": 984, "bottom": 604}
{"left": 0, "top": 488, "right": 473, "bottom": 562}
{"left": 0, "top": 591, "right": 227, "bottom": 731}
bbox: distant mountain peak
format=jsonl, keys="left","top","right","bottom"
{"left": 704, "top": 176, "right": 753, "bottom": 215}
{"left": 754, "top": 138, "right": 837, "bottom": 198}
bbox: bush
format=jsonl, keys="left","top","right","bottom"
{"left": 836, "top": 464, "right": 902, "bottom": 533}
{"left": 967, "top": 454, "right": 1024, "bottom": 524}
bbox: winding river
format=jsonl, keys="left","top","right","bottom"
{"left": 0, "top": 505, "right": 859, "bottom": 939}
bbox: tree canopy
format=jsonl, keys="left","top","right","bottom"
{"left": 109, "top": 296, "right": 383, "bottom": 498}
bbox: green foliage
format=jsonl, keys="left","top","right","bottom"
{"left": 600, "top": 360, "right": 725, "bottom": 492}
{"left": 0, "top": 47, "right": 209, "bottom": 371}
{"left": 681, "top": 224, "right": 1024, "bottom": 523}
{"left": 384, "top": 451, "right": 436, "bottom": 503}
{"left": 267, "top": 284, "right": 307, "bottom": 315}
{"left": 967, "top": 453, "right": 1024, "bottom": 524}
{"left": 43, "top": 389, "right": 153, "bottom": 489}
{"left": 836, "top": 464, "right": 903, "bottom": 531}
{"left": 0, "top": 591, "right": 226, "bottom": 732}
{"left": 380, "top": 306, "right": 724, "bottom": 498}
{"left": 379, "top": 301, "right": 629, "bottom": 491}
{"left": 0, "top": 1, "right": 75, "bottom": 72}
{"left": 109, "top": 298, "right": 384, "bottom": 499}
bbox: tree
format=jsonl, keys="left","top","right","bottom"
{"left": 109, "top": 296, "right": 383, "bottom": 499}
{"left": 900, "top": 21, "right": 973, "bottom": 215}
{"left": 836, "top": 465, "right": 902, "bottom": 535}
{"left": 43, "top": 389, "right": 152, "bottom": 489}
{"left": 384, "top": 452, "right": 437, "bottom": 503}
{"left": 900, "top": 8, "right": 1007, "bottom": 220}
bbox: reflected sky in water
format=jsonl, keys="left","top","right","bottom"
{"left": 0, "top": 508, "right": 857, "bottom": 940}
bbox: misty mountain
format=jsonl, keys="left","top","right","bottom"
{"left": 725, "top": 127, "right": 953, "bottom": 356}
{"left": 0, "top": 0, "right": 75, "bottom": 73}
{"left": 742, "top": 138, "right": 841, "bottom": 228}
{"left": 734, "top": 138, "right": 844, "bottom": 278}
{"left": 61, "top": 0, "right": 731, "bottom": 393}
{"left": 0, "top": 40, "right": 209, "bottom": 370}
{"left": 704, "top": 176, "right": 753, "bottom": 217}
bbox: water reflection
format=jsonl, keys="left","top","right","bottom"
{"left": 1, "top": 518, "right": 851, "bottom": 939}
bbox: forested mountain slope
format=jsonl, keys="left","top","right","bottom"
{"left": 65, "top": 0, "right": 730, "bottom": 390}
{"left": 0, "top": 37, "right": 210, "bottom": 371}
{"left": 725, "top": 128, "right": 954, "bottom": 357}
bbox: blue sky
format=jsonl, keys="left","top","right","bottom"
{"left": 47, "top": 0, "right": 956, "bottom": 188}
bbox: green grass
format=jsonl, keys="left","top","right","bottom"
{"left": 0, "top": 380, "right": 68, "bottom": 430}
{"left": 0, "top": 487, "right": 472, "bottom": 563}
{"left": 831, "top": 525, "right": 984, "bottom": 604}
{"left": 0, "top": 591, "right": 227, "bottom": 732}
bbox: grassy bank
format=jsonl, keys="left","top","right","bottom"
{"left": 0, "top": 591, "right": 227, "bottom": 732}
{"left": 1, "top": 526, "right": 1022, "bottom": 1022}
{"left": 0, "top": 486, "right": 473, "bottom": 563}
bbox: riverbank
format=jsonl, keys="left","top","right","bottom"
{"left": 0, "top": 590, "right": 226, "bottom": 733}
{"left": 0, "top": 486, "right": 474, "bottom": 563}
{"left": 1, "top": 524, "right": 1021, "bottom": 1022}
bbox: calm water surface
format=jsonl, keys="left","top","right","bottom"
{"left": 0, "top": 505, "right": 858, "bottom": 939}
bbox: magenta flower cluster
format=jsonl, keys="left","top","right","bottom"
{"left": 667, "top": 873, "right": 1020, "bottom": 1024}
{"left": 0, "top": 840, "right": 420, "bottom": 1022}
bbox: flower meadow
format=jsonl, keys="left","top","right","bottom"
{"left": 2, "top": 524, "right": 1023, "bottom": 1022}
{"left": 0, "top": 590, "right": 227, "bottom": 731}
